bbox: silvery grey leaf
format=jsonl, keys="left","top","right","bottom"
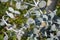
{"left": 48, "top": 20, "right": 52, "bottom": 25}
{"left": 16, "top": 30, "right": 24, "bottom": 40}
{"left": 47, "top": 38, "right": 52, "bottom": 40}
{"left": 14, "top": 0, "right": 23, "bottom": 2}
{"left": 39, "top": 0, "right": 46, "bottom": 8}
{"left": 2, "top": 16, "right": 9, "bottom": 26}
{"left": 33, "top": 0, "right": 39, "bottom": 6}
{"left": 8, "top": 7, "right": 14, "bottom": 13}
{"left": 38, "top": 18, "right": 43, "bottom": 22}
{"left": 20, "top": 5, "right": 28, "bottom": 10}
{"left": 6, "top": 11, "right": 15, "bottom": 19}
{"left": 57, "top": 31, "right": 60, "bottom": 36}
{"left": 24, "top": 13, "right": 30, "bottom": 18}
{"left": 33, "top": 0, "right": 37, "bottom": 5}
{"left": 50, "top": 33, "right": 54, "bottom": 38}
{"left": 33, "top": 28, "right": 39, "bottom": 34}
{"left": 14, "top": 10, "right": 20, "bottom": 14}
{"left": 16, "top": 2, "right": 21, "bottom": 9}
{"left": 51, "top": 24, "right": 56, "bottom": 31}
{"left": 53, "top": 9, "right": 57, "bottom": 15}
{"left": 48, "top": 12, "right": 55, "bottom": 20}
{"left": 0, "top": 22, "right": 5, "bottom": 26}
{"left": 6, "top": 27, "right": 13, "bottom": 30}
{"left": 36, "top": 0, "right": 40, "bottom": 6}
{"left": 13, "top": 23, "right": 16, "bottom": 28}
{"left": 45, "top": 31, "right": 47, "bottom": 37}
{"left": 2, "top": 16, "right": 12, "bottom": 27}
{"left": 27, "top": 18, "right": 35, "bottom": 24}
{"left": 34, "top": 11, "right": 41, "bottom": 17}
{"left": 24, "top": 23, "right": 30, "bottom": 28}
{"left": 4, "top": 32, "right": 8, "bottom": 40}
{"left": 0, "top": 19, "right": 5, "bottom": 26}
{"left": 39, "top": 10, "right": 43, "bottom": 14}
{"left": 16, "top": 34, "right": 21, "bottom": 40}
{"left": 0, "top": 16, "right": 10, "bottom": 26}
{"left": 24, "top": 2, "right": 35, "bottom": 6}
{"left": 56, "top": 19, "right": 60, "bottom": 24}
{"left": 43, "top": 15, "right": 48, "bottom": 20}
{"left": 54, "top": 36, "right": 59, "bottom": 40}
{"left": 34, "top": 37, "right": 38, "bottom": 40}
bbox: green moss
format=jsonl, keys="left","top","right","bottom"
{"left": 0, "top": 34, "right": 4, "bottom": 40}
{"left": 57, "top": 6, "right": 60, "bottom": 17}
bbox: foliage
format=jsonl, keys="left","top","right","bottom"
{"left": 0, "top": 0, "right": 60, "bottom": 40}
